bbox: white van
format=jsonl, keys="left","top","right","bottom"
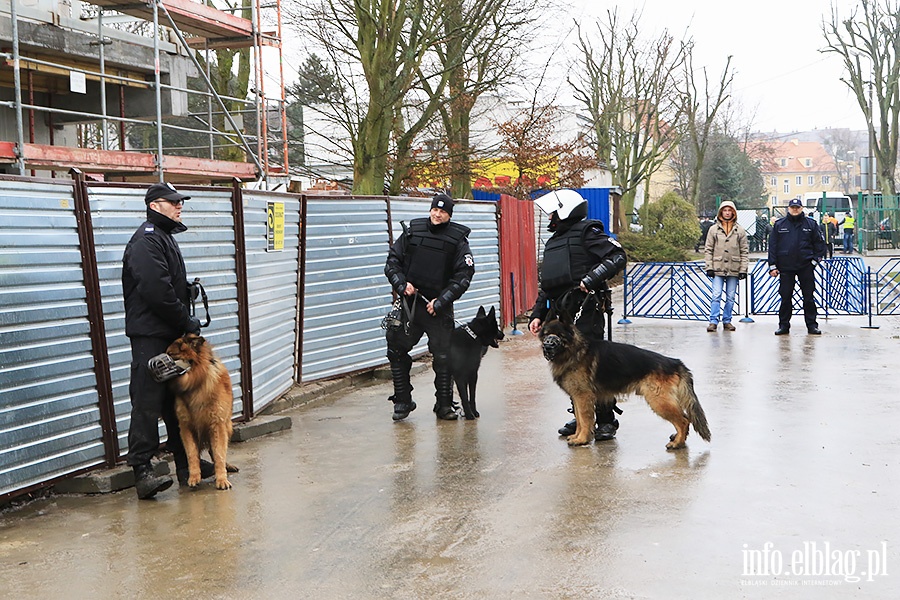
{"left": 803, "top": 192, "right": 855, "bottom": 223}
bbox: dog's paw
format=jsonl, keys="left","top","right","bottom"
{"left": 215, "top": 477, "right": 232, "bottom": 490}
{"left": 665, "top": 440, "right": 686, "bottom": 450}
{"left": 225, "top": 463, "right": 239, "bottom": 473}
{"left": 566, "top": 434, "right": 591, "bottom": 446}
{"left": 187, "top": 473, "right": 202, "bottom": 487}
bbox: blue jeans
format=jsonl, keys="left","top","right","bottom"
{"left": 709, "top": 275, "right": 738, "bottom": 324}
{"left": 843, "top": 230, "right": 854, "bottom": 253}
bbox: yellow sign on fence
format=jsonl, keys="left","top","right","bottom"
{"left": 267, "top": 201, "right": 284, "bottom": 252}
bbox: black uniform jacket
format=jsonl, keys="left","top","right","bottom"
{"left": 122, "top": 208, "right": 195, "bottom": 339}
{"left": 768, "top": 214, "right": 826, "bottom": 272}
{"left": 384, "top": 218, "right": 475, "bottom": 314}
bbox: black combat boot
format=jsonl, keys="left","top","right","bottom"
{"left": 433, "top": 369, "right": 458, "bottom": 420}
{"left": 595, "top": 407, "right": 619, "bottom": 441}
{"left": 176, "top": 459, "right": 217, "bottom": 486}
{"left": 133, "top": 463, "right": 173, "bottom": 500}
{"left": 558, "top": 405, "right": 576, "bottom": 435}
{"left": 389, "top": 360, "right": 416, "bottom": 421}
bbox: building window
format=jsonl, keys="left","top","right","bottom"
{"left": 823, "top": 175, "right": 831, "bottom": 185}
{"left": 805, "top": 158, "right": 812, "bottom": 167}
{"left": 784, "top": 180, "right": 790, "bottom": 194}
{"left": 771, "top": 176, "right": 777, "bottom": 186}
{"left": 780, "top": 158, "right": 787, "bottom": 167}
{"left": 808, "top": 176, "right": 815, "bottom": 185}
{"left": 796, "top": 176, "right": 802, "bottom": 185}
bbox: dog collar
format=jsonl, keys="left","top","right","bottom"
{"left": 462, "top": 324, "right": 478, "bottom": 340}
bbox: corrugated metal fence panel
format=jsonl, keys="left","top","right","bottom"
{"left": 388, "top": 198, "right": 501, "bottom": 326}
{"left": 302, "top": 196, "right": 393, "bottom": 382}
{"left": 452, "top": 201, "right": 501, "bottom": 322}
{"left": 159, "top": 187, "right": 243, "bottom": 414}
{"left": 242, "top": 190, "right": 301, "bottom": 412}
{"left": 88, "top": 185, "right": 243, "bottom": 458}
{"left": 0, "top": 179, "right": 107, "bottom": 496}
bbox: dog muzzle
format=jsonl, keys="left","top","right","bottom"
{"left": 542, "top": 335, "right": 563, "bottom": 361}
{"left": 148, "top": 353, "right": 192, "bottom": 383}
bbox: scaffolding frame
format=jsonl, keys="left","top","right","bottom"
{"left": 0, "top": 0, "right": 289, "bottom": 186}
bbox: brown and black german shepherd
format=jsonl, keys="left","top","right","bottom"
{"left": 166, "top": 334, "right": 238, "bottom": 489}
{"left": 539, "top": 319, "right": 711, "bottom": 450}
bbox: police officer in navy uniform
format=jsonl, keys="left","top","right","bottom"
{"left": 122, "top": 182, "right": 209, "bottom": 499}
{"left": 528, "top": 189, "right": 627, "bottom": 440}
{"left": 384, "top": 194, "right": 475, "bottom": 421}
{"left": 768, "top": 197, "right": 827, "bottom": 335}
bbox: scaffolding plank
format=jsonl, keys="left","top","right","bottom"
{"left": 89, "top": 0, "right": 254, "bottom": 41}
{"left": 0, "top": 143, "right": 257, "bottom": 181}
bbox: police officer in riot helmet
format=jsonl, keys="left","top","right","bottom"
{"left": 528, "top": 189, "right": 627, "bottom": 440}
{"left": 384, "top": 194, "right": 475, "bottom": 421}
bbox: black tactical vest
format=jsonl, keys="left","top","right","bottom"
{"left": 404, "top": 218, "right": 469, "bottom": 296}
{"left": 540, "top": 219, "right": 604, "bottom": 297}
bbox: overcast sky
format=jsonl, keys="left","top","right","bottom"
{"left": 555, "top": 0, "right": 867, "bottom": 134}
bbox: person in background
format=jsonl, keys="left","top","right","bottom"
{"left": 821, "top": 212, "right": 838, "bottom": 259}
{"left": 838, "top": 212, "right": 856, "bottom": 254}
{"left": 768, "top": 198, "right": 827, "bottom": 336}
{"left": 704, "top": 201, "right": 749, "bottom": 332}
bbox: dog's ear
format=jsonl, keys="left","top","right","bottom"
{"left": 477, "top": 306, "right": 486, "bottom": 317}
{"left": 190, "top": 335, "right": 206, "bottom": 349}
{"left": 487, "top": 306, "right": 495, "bottom": 318}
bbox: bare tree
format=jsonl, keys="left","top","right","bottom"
{"left": 823, "top": 0, "right": 900, "bottom": 195}
{"left": 821, "top": 128, "right": 865, "bottom": 194}
{"left": 677, "top": 53, "right": 734, "bottom": 208}
{"left": 570, "top": 10, "right": 689, "bottom": 231}
{"left": 289, "top": 0, "right": 445, "bottom": 194}
{"left": 492, "top": 102, "right": 595, "bottom": 198}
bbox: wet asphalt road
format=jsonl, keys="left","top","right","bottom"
{"left": 1, "top": 311, "right": 899, "bottom": 599}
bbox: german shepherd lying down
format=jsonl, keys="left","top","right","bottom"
{"left": 166, "top": 334, "right": 238, "bottom": 489}
{"left": 539, "top": 319, "right": 711, "bottom": 449}
{"left": 450, "top": 306, "right": 505, "bottom": 419}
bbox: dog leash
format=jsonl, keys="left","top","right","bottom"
{"left": 418, "top": 294, "right": 478, "bottom": 340}
{"left": 572, "top": 290, "right": 595, "bottom": 325}
{"left": 190, "top": 278, "right": 211, "bottom": 328}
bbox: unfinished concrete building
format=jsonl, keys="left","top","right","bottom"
{"left": 0, "top": 0, "right": 287, "bottom": 184}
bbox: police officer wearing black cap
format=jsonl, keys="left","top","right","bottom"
{"left": 122, "top": 182, "right": 209, "bottom": 499}
{"left": 384, "top": 194, "right": 475, "bottom": 421}
{"left": 768, "top": 197, "right": 826, "bottom": 335}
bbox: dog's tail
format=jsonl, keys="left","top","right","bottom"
{"left": 676, "top": 366, "right": 711, "bottom": 442}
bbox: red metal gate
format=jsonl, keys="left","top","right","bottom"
{"left": 498, "top": 194, "right": 538, "bottom": 328}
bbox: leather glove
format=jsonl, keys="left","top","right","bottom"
{"left": 706, "top": 270, "right": 714, "bottom": 278}
{"left": 186, "top": 316, "right": 202, "bottom": 334}
{"left": 739, "top": 273, "right": 747, "bottom": 280}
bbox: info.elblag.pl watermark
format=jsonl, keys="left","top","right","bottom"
{"left": 741, "top": 541, "right": 890, "bottom": 586}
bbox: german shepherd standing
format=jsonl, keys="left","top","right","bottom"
{"left": 450, "top": 306, "right": 505, "bottom": 420}
{"left": 165, "top": 334, "right": 238, "bottom": 489}
{"left": 539, "top": 319, "right": 711, "bottom": 449}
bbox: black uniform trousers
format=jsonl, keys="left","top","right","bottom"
{"left": 777, "top": 263, "right": 818, "bottom": 330}
{"left": 386, "top": 296, "right": 454, "bottom": 403}
{"left": 126, "top": 336, "right": 186, "bottom": 468}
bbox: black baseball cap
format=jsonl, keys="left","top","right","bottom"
{"left": 145, "top": 182, "right": 191, "bottom": 205}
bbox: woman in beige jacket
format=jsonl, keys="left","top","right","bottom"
{"left": 704, "top": 201, "right": 749, "bottom": 331}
